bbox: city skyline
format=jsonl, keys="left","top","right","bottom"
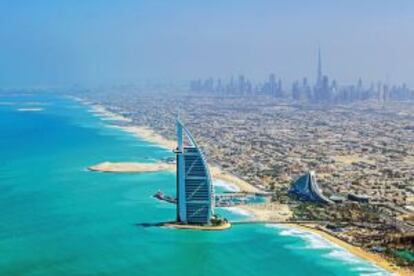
{"left": 1, "top": 1, "right": 414, "bottom": 87}
{"left": 190, "top": 48, "right": 414, "bottom": 104}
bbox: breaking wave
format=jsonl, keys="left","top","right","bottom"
{"left": 213, "top": 179, "right": 240, "bottom": 192}
{"left": 225, "top": 207, "right": 253, "bottom": 217}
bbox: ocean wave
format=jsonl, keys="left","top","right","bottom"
{"left": 326, "top": 250, "right": 388, "bottom": 276}
{"left": 213, "top": 179, "right": 240, "bottom": 192}
{"left": 272, "top": 226, "right": 389, "bottom": 275}
{"left": 349, "top": 263, "right": 390, "bottom": 276}
{"left": 293, "top": 232, "right": 336, "bottom": 250}
{"left": 359, "top": 273, "right": 389, "bottom": 276}
{"left": 273, "top": 225, "right": 309, "bottom": 237}
{"left": 352, "top": 266, "right": 388, "bottom": 274}
{"left": 325, "top": 249, "right": 362, "bottom": 264}
{"left": 225, "top": 207, "right": 253, "bottom": 217}
{"left": 269, "top": 225, "right": 339, "bottom": 250}
{"left": 17, "top": 107, "right": 44, "bottom": 112}
{"left": 277, "top": 227, "right": 306, "bottom": 236}
{"left": 87, "top": 105, "right": 132, "bottom": 123}
{"left": 304, "top": 235, "right": 337, "bottom": 249}
{"left": 99, "top": 114, "right": 131, "bottom": 122}
{"left": 324, "top": 249, "right": 387, "bottom": 275}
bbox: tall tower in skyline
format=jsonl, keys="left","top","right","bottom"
{"left": 317, "top": 47, "right": 323, "bottom": 85}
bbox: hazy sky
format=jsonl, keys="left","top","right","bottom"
{"left": 1, "top": 0, "right": 414, "bottom": 88}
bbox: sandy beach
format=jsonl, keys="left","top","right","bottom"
{"left": 237, "top": 203, "right": 292, "bottom": 222}
{"left": 88, "top": 162, "right": 174, "bottom": 173}
{"left": 90, "top": 105, "right": 132, "bottom": 123}
{"left": 68, "top": 97, "right": 132, "bottom": 124}
{"left": 113, "top": 125, "right": 176, "bottom": 150}
{"left": 209, "top": 166, "right": 260, "bottom": 193}
{"left": 287, "top": 224, "right": 411, "bottom": 275}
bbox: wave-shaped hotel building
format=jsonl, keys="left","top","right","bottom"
{"left": 289, "top": 171, "right": 333, "bottom": 204}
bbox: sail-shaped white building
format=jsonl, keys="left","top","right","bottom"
{"left": 174, "top": 120, "right": 214, "bottom": 225}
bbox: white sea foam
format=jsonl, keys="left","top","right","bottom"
{"left": 213, "top": 179, "right": 240, "bottom": 192}
{"left": 350, "top": 263, "right": 390, "bottom": 276}
{"left": 92, "top": 108, "right": 131, "bottom": 122}
{"left": 225, "top": 207, "right": 253, "bottom": 217}
{"left": 359, "top": 273, "right": 389, "bottom": 276}
{"left": 353, "top": 267, "right": 378, "bottom": 272}
{"left": 326, "top": 248, "right": 389, "bottom": 275}
{"left": 352, "top": 266, "right": 387, "bottom": 273}
{"left": 325, "top": 249, "right": 362, "bottom": 264}
{"left": 269, "top": 225, "right": 339, "bottom": 249}
{"left": 304, "top": 234, "right": 337, "bottom": 249}
{"left": 277, "top": 227, "right": 304, "bottom": 236}
{"left": 269, "top": 225, "right": 389, "bottom": 275}
{"left": 275, "top": 225, "right": 311, "bottom": 237}
{"left": 17, "top": 107, "right": 44, "bottom": 112}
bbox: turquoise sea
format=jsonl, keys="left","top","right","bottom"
{"left": 0, "top": 93, "right": 389, "bottom": 275}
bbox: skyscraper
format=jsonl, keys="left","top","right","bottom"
{"left": 313, "top": 47, "right": 333, "bottom": 102}
{"left": 317, "top": 46, "right": 323, "bottom": 86}
{"left": 175, "top": 120, "right": 214, "bottom": 225}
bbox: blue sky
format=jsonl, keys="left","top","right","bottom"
{"left": 0, "top": 0, "right": 413, "bottom": 87}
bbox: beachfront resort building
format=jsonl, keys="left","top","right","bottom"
{"left": 174, "top": 120, "right": 214, "bottom": 225}
{"left": 289, "top": 171, "right": 333, "bottom": 204}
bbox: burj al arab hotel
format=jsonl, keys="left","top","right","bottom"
{"left": 174, "top": 120, "right": 214, "bottom": 225}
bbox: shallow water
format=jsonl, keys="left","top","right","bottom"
{"left": 0, "top": 93, "right": 389, "bottom": 275}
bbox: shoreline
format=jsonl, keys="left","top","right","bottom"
{"left": 88, "top": 161, "right": 174, "bottom": 173}
{"left": 77, "top": 97, "right": 408, "bottom": 275}
{"left": 236, "top": 203, "right": 292, "bottom": 222}
{"left": 81, "top": 100, "right": 260, "bottom": 193}
{"left": 111, "top": 125, "right": 176, "bottom": 150}
{"left": 284, "top": 223, "right": 411, "bottom": 275}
